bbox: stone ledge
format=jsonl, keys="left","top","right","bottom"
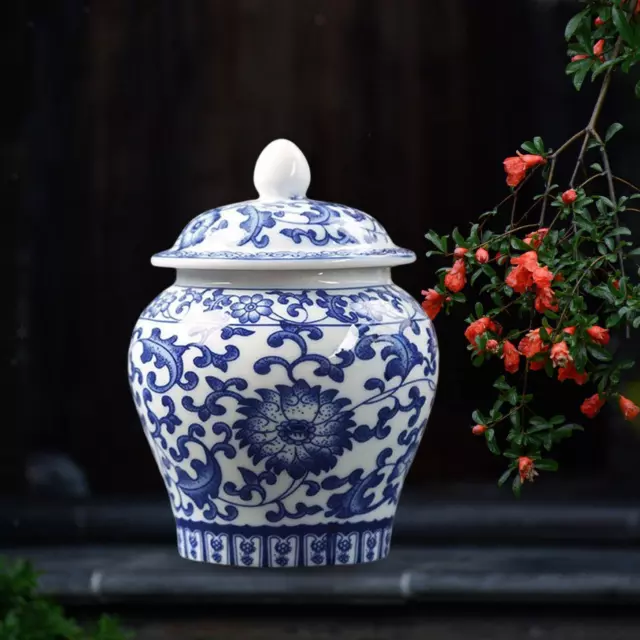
{"left": 6, "top": 544, "right": 640, "bottom": 605}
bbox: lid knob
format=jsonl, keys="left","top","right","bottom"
{"left": 253, "top": 139, "right": 311, "bottom": 201}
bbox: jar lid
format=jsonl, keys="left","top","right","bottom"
{"left": 151, "top": 139, "right": 415, "bottom": 270}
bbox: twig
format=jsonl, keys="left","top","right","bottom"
{"left": 569, "top": 38, "right": 623, "bottom": 187}
{"left": 539, "top": 156, "right": 557, "bottom": 225}
{"left": 592, "top": 128, "right": 629, "bottom": 338}
{"left": 510, "top": 193, "right": 518, "bottom": 227}
{"left": 570, "top": 134, "right": 591, "bottom": 188}
{"left": 553, "top": 255, "right": 609, "bottom": 334}
{"left": 613, "top": 175, "right": 640, "bottom": 192}
{"left": 550, "top": 129, "right": 587, "bottom": 159}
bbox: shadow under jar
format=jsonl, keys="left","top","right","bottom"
{"left": 127, "top": 139, "right": 439, "bottom": 568}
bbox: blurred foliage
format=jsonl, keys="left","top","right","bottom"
{"left": 0, "top": 558, "right": 133, "bottom": 640}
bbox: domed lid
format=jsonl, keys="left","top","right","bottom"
{"left": 151, "top": 139, "right": 415, "bottom": 270}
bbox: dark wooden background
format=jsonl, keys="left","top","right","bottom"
{"left": 5, "top": 0, "right": 640, "bottom": 497}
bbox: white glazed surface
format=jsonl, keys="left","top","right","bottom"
{"left": 129, "top": 140, "right": 436, "bottom": 567}
{"left": 151, "top": 139, "right": 415, "bottom": 270}
{"left": 128, "top": 269, "right": 438, "bottom": 567}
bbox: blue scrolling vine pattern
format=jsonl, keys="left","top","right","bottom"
{"left": 129, "top": 286, "right": 437, "bottom": 524}
{"left": 165, "top": 199, "right": 394, "bottom": 256}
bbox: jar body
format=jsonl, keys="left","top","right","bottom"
{"left": 128, "top": 268, "right": 438, "bottom": 567}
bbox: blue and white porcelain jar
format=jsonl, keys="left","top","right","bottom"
{"left": 128, "top": 139, "right": 438, "bottom": 567}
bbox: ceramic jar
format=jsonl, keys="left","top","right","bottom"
{"left": 128, "top": 140, "right": 438, "bottom": 567}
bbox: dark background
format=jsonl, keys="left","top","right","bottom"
{"left": 4, "top": 0, "right": 640, "bottom": 505}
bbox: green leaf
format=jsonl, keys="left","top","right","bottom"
{"left": 425, "top": 230, "right": 446, "bottom": 252}
{"left": 475, "top": 302, "right": 484, "bottom": 317}
{"left": 507, "top": 387, "right": 519, "bottom": 406}
{"left": 452, "top": 227, "right": 466, "bottom": 247}
{"left": 572, "top": 60, "right": 591, "bottom": 91}
{"left": 628, "top": 247, "right": 640, "bottom": 256}
{"left": 535, "top": 458, "right": 559, "bottom": 471}
{"left": 553, "top": 424, "right": 584, "bottom": 441}
{"left": 607, "top": 227, "right": 632, "bottom": 237}
{"left": 528, "top": 423, "right": 553, "bottom": 434}
{"left": 493, "top": 376, "right": 510, "bottom": 391}
{"left": 471, "top": 410, "right": 484, "bottom": 425}
{"left": 613, "top": 7, "right": 635, "bottom": 45}
{"left": 605, "top": 122, "right": 624, "bottom": 142}
{"left": 544, "top": 358, "right": 555, "bottom": 377}
{"left": 533, "top": 136, "right": 545, "bottom": 153}
{"left": 498, "top": 467, "right": 514, "bottom": 487}
{"left": 512, "top": 474, "right": 522, "bottom": 497}
{"left": 521, "top": 141, "right": 538, "bottom": 154}
{"left": 510, "top": 236, "right": 531, "bottom": 251}
{"left": 472, "top": 354, "right": 485, "bottom": 367}
{"left": 510, "top": 412, "right": 521, "bottom": 428}
{"left": 592, "top": 57, "right": 623, "bottom": 79}
{"left": 636, "top": 79, "right": 640, "bottom": 99}
{"left": 485, "top": 429, "right": 501, "bottom": 456}
{"left": 590, "top": 162, "right": 604, "bottom": 172}
{"left": 587, "top": 344, "right": 613, "bottom": 362}
{"left": 550, "top": 415, "right": 565, "bottom": 425}
{"left": 574, "top": 342, "right": 588, "bottom": 371}
{"left": 565, "top": 8, "right": 590, "bottom": 41}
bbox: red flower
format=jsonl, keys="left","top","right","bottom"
{"left": 562, "top": 189, "right": 578, "bottom": 205}
{"left": 513, "top": 251, "right": 539, "bottom": 271}
{"left": 571, "top": 54, "right": 588, "bottom": 62}
{"left": 454, "top": 246, "right": 468, "bottom": 259}
{"left": 586, "top": 325, "right": 610, "bottom": 346}
{"left": 593, "top": 39, "right": 605, "bottom": 61}
{"left": 594, "top": 16, "right": 606, "bottom": 27}
{"left": 558, "top": 362, "right": 588, "bottom": 385}
{"left": 503, "top": 152, "right": 546, "bottom": 188}
{"left": 502, "top": 340, "right": 520, "bottom": 374}
{"left": 581, "top": 393, "right": 605, "bottom": 419}
{"left": 520, "top": 154, "right": 546, "bottom": 169}
{"left": 444, "top": 259, "right": 467, "bottom": 293}
{"left": 475, "top": 247, "right": 489, "bottom": 264}
{"left": 524, "top": 228, "right": 549, "bottom": 250}
{"left": 464, "top": 317, "right": 498, "bottom": 348}
{"left": 495, "top": 252, "right": 507, "bottom": 265}
{"left": 593, "top": 40, "right": 604, "bottom": 55}
{"left": 551, "top": 341, "right": 571, "bottom": 368}
{"left": 533, "top": 266, "right": 554, "bottom": 289}
{"left": 619, "top": 396, "right": 640, "bottom": 421}
{"left": 518, "top": 457, "right": 539, "bottom": 483}
{"left": 534, "top": 285, "right": 558, "bottom": 313}
{"left": 504, "top": 156, "right": 527, "bottom": 188}
{"left": 518, "top": 326, "right": 551, "bottom": 370}
{"left": 506, "top": 251, "right": 539, "bottom": 294}
{"left": 421, "top": 289, "right": 445, "bottom": 320}
{"left": 612, "top": 279, "right": 620, "bottom": 290}
{"left": 563, "top": 326, "right": 576, "bottom": 335}
{"left": 529, "top": 358, "right": 548, "bottom": 371}
{"left": 486, "top": 339, "right": 499, "bottom": 354}
{"left": 518, "top": 328, "right": 541, "bottom": 357}
{"left": 472, "top": 425, "right": 487, "bottom": 435}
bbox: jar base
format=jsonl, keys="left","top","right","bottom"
{"left": 175, "top": 518, "right": 394, "bottom": 568}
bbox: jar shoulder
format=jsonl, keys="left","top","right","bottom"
{"left": 134, "top": 283, "right": 430, "bottom": 329}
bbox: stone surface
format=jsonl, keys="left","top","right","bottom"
{"left": 6, "top": 544, "right": 640, "bottom": 605}
{"left": 125, "top": 613, "right": 640, "bottom": 640}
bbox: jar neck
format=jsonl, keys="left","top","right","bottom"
{"left": 174, "top": 267, "right": 393, "bottom": 289}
